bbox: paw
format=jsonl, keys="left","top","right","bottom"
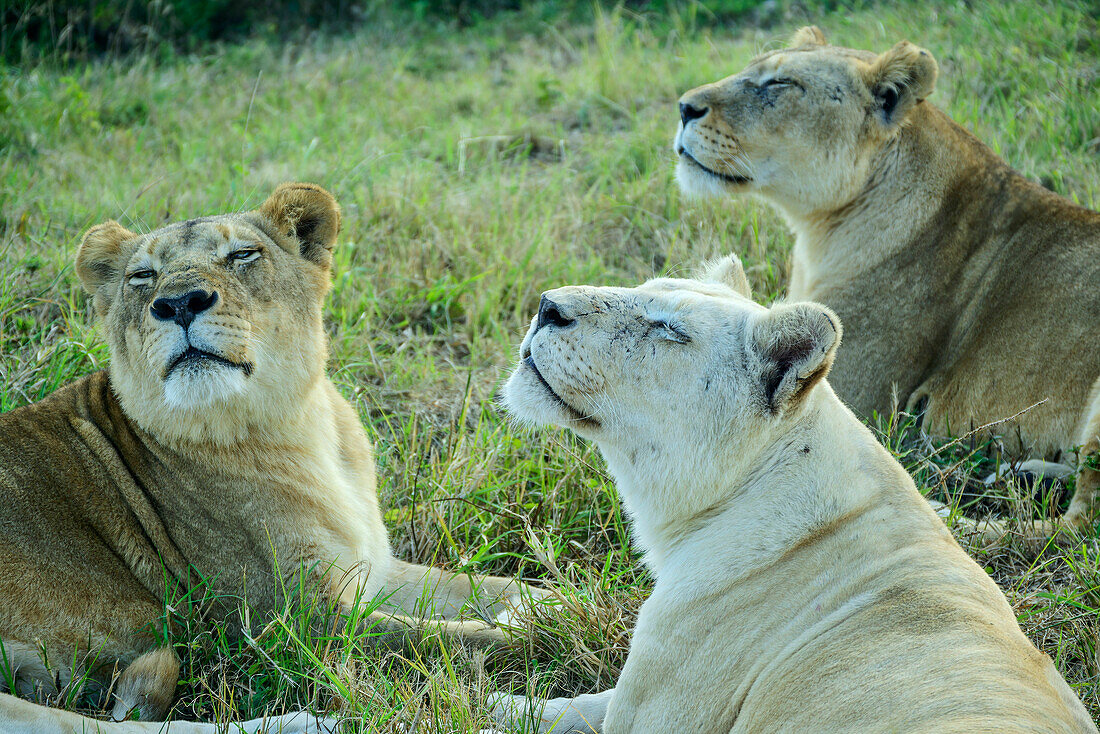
{"left": 981, "top": 459, "right": 1073, "bottom": 487}
{"left": 488, "top": 692, "right": 550, "bottom": 732}
{"left": 488, "top": 691, "right": 530, "bottom": 725}
{"left": 238, "top": 711, "right": 342, "bottom": 733}
{"left": 494, "top": 606, "right": 521, "bottom": 629}
{"left": 486, "top": 692, "right": 600, "bottom": 733}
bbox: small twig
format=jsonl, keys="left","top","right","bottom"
{"left": 923, "top": 399, "right": 1047, "bottom": 462}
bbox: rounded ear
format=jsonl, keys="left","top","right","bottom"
{"left": 790, "top": 26, "right": 827, "bottom": 47}
{"left": 257, "top": 182, "right": 341, "bottom": 266}
{"left": 865, "top": 41, "right": 938, "bottom": 127}
{"left": 751, "top": 302, "right": 841, "bottom": 414}
{"left": 75, "top": 220, "right": 136, "bottom": 294}
{"left": 699, "top": 254, "right": 751, "bottom": 299}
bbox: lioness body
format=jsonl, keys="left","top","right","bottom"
{"left": 490, "top": 260, "right": 1094, "bottom": 732}
{"left": 0, "top": 369, "right": 383, "bottom": 667}
{"left": 675, "top": 28, "right": 1100, "bottom": 534}
{"left": 786, "top": 99, "right": 1100, "bottom": 459}
{"left": 0, "top": 184, "right": 536, "bottom": 734}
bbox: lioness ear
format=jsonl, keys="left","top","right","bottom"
{"left": 866, "top": 41, "right": 937, "bottom": 127}
{"left": 699, "top": 254, "right": 751, "bottom": 299}
{"left": 751, "top": 302, "right": 841, "bottom": 414}
{"left": 76, "top": 220, "right": 136, "bottom": 294}
{"left": 257, "top": 182, "right": 341, "bottom": 266}
{"left": 790, "top": 26, "right": 827, "bottom": 47}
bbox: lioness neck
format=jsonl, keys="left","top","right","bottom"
{"left": 606, "top": 387, "right": 888, "bottom": 576}
{"left": 114, "top": 366, "right": 340, "bottom": 458}
{"left": 781, "top": 103, "right": 1017, "bottom": 296}
{"left": 123, "top": 374, "right": 330, "bottom": 448}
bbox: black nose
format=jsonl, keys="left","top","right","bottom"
{"left": 680, "top": 101, "right": 708, "bottom": 125}
{"left": 150, "top": 290, "right": 218, "bottom": 329}
{"left": 536, "top": 295, "right": 575, "bottom": 332}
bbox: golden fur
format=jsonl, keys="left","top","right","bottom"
{"left": 0, "top": 183, "right": 543, "bottom": 734}
{"left": 487, "top": 258, "right": 1095, "bottom": 733}
{"left": 674, "top": 28, "right": 1100, "bottom": 540}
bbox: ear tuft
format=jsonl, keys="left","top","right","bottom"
{"left": 75, "top": 220, "right": 136, "bottom": 294}
{"left": 752, "top": 302, "right": 841, "bottom": 414}
{"left": 257, "top": 182, "right": 341, "bottom": 265}
{"left": 866, "top": 41, "right": 938, "bottom": 126}
{"left": 699, "top": 254, "right": 751, "bottom": 298}
{"left": 790, "top": 26, "right": 827, "bottom": 47}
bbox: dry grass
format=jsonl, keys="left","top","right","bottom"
{"left": 1, "top": 0, "right": 1098, "bottom": 729}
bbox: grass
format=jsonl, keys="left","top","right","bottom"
{"left": 1, "top": 0, "right": 1099, "bottom": 728}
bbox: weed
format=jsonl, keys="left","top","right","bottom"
{"left": 1, "top": 0, "right": 1097, "bottom": 727}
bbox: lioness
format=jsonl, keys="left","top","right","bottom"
{"left": 0, "top": 183, "right": 542, "bottom": 733}
{"left": 674, "top": 27, "right": 1100, "bottom": 539}
{"left": 488, "top": 257, "right": 1095, "bottom": 732}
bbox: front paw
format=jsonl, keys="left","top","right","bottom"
{"left": 488, "top": 692, "right": 541, "bottom": 731}
{"left": 239, "top": 710, "right": 343, "bottom": 733}
{"left": 486, "top": 691, "right": 601, "bottom": 734}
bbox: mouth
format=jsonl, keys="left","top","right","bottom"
{"left": 677, "top": 147, "right": 752, "bottom": 185}
{"left": 167, "top": 347, "right": 253, "bottom": 377}
{"left": 523, "top": 356, "right": 600, "bottom": 428}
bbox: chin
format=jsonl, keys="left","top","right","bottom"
{"left": 163, "top": 363, "right": 248, "bottom": 409}
{"left": 675, "top": 158, "right": 735, "bottom": 198}
{"left": 502, "top": 366, "right": 582, "bottom": 429}
{"left": 501, "top": 368, "right": 554, "bottom": 426}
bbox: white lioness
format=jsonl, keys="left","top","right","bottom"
{"left": 674, "top": 27, "right": 1100, "bottom": 540}
{"left": 0, "top": 183, "right": 544, "bottom": 734}
{"left": 489, "top": 257, "right": 1095, "bottom": 732}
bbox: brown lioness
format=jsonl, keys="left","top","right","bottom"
{"left": 487, "top": 256, "right": 1096, "bottom": 733}
{"left": 674, "top": 27, "right": 1100, "bottom": 540}
{"left": 0, "top": 183, "right": 543, "bottom": 733}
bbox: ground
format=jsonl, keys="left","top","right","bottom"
{"left": 1, "top": 0, "right": 1098, "bottom": 729}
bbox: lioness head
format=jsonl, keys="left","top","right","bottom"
{"left": 675, "top": 26, "right": 937, "bottom": 215}
{"left": 502, "top": 257, "right": 841, "bottom": 516}
{"left": 76, "top": 183, "right": 340, "bottom": 442}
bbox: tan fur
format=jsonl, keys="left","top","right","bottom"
{"left": 488, "top": 260, "right": 1095, "bottom": 733}
{"left": 0, "top": 183, "right": 545, "bottom": 733}
{"left": 675, "top": 28, "right": 1100, "bottom": 540}
{"left": 111, "top": 648, "right": 178, "bottom": 722}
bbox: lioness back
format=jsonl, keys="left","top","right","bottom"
{"left": 793, "top": 104, "right": 1100, "bottom": 451}
{"left": 735, "top": 495, "right": 1091, "bottom": 732}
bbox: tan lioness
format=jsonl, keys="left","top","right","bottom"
{"left": 0, "top": 183, "right": 544, "bottom": 734}
{"left": 674, "top": 27, "right": 1100, "bottom": 539}
{"left": 487, "top": 256, "right": 1095, "bottom": 733}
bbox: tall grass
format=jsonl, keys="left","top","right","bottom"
{"left": 1, "top": 0, "right": 1098, "bottom": 727}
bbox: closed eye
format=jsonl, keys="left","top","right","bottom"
{"left": 228, "top": 248, "right": 262, "bottom": 264}
{"left": 649, "top": 319, "right": 691, "bottom": 344}
{"left": 763, "top": 77, "right": 800, "bottom": 90}
{"left": 127, "top": 269, "right": 156, "bottom": 286}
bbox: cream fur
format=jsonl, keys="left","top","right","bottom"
{"left": 489, "top": 259, "right": 1095, "bottom": 733}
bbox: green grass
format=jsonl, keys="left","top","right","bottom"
{"left": 1, "top": 0, "right": 1099, "bottom": 728}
